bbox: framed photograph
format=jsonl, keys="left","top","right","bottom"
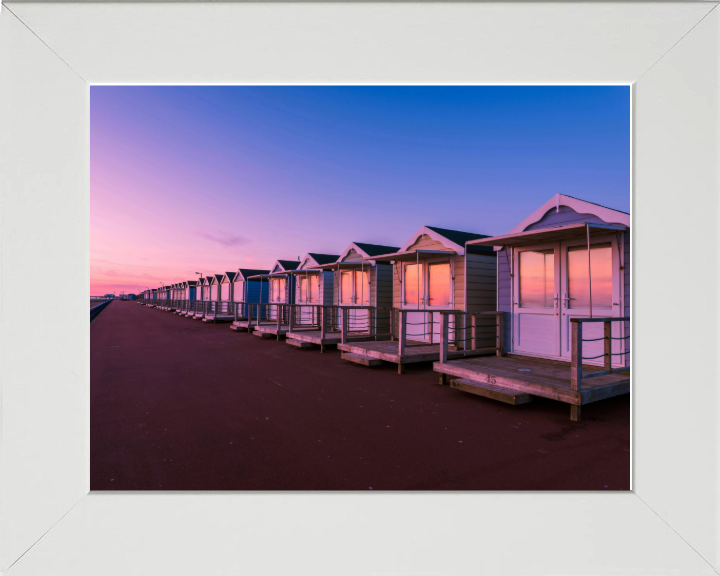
{"left": 1, "top": 2, "right": 718, "bottom": 574}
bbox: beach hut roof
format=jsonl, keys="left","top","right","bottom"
{"left": 235, "top": 268, "right": 271, "bottom": 281}
{"left": 467, "top": 193, "right": 630, "bottom": 249}
{"left": 271, "top": 260, "right": 300, "bottom": 274}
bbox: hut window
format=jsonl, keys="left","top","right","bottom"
{"left": 233, "top": 280, "right": 243, "bottom": 301}
{"left": 519, "top": 249, "right": 554, "bottom": 308}
{"left": 355, "top": 270, "right": 369, "bottom": 305}
{"left": 271, "top": 278, "right": 286, "bottom": 302}
{"left": 309, "top": 276, "right": 319, "bottom": 303}
{"left": 340, "top": 271, "right": 353, "bottom": 304}
{"left": 567, "top": 243, "right": 612, "bottom": 309}
{"left": 298, "top": 277, "right": 307, "bottom": 302}
{"left": 404, "top": 263, "right": 423, "bottom": 306}
{"left": 298, "top": 276, "right": 319, "bottom": 303}
{"left": 428, "top": 262, "right": 451, "bottom": 306}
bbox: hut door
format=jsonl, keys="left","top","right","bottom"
{"left": 340, "top": 270, "right": 369, "bottom": 331}
{"left": 513, "top": 245, "right": 560, "bottom": 357}
{"left": 559, "top": 236, "right": 623, "bottom": 366}
{"left": 402, "top": 262, "right": 425, "bottom": 341}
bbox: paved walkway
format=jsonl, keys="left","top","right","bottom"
{"left": 91, "top": 301, "right": 630, "bottom": 490}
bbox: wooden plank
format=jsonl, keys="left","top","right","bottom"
{"left": 433, "top": 361, "right": 582, "bottom": 404}
{"left": 571, "top": 321, "right": 581, "bottom": 391}
{"left": 579, "top": 379, "right": 630, "bottom": 404}
{"left": 450, "top": 378, "right": 533, "bottom": 405}
{"left": 341, "top": 352, "right": 383, "bottom": 367}
{"left": 286, "top": 338, "right": 314, "bottom": 349}
{"left": 604, "top": 320, "right": 612, "bottom": 372}
{"left": 252, "top": 331, "right": 275, "bottom": 339}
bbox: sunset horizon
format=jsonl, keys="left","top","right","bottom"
{"left": 91, "top": 85, "right": 630, "bottom": 295}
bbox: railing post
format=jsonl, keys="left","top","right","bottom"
{"left": 320, "top": 307, "right": 326, "bottom": 350}
{"left": 570, "top": 319, "right": 582, "bottom": 422}
{"left": 429, "top": 312, "right": 434, "bottom": 345}
{"left": 369, "top": 307, "right": 375, "bottom": 337}
{"left": 497, "top": 312, "right": 505, "bottom": 357}
{"left": 390, "top": 309, "right": 396, "bottom": 341}
{"left": 604, "top": 320, "right": 612, "bottom": 372}
{"left": 289, "top": 304, "right": 296, "bottom": 333}
{"left": 398, "top": 310, "right": 406, "bottom": 357}
{"left": 471, "top": 314, "right": 476, "bottom": 351}
{"left": 439, "top": 312, "right": 448, "bottom": 363}
{"left": 341, "top": 307, "right": 348, "bottom": 344}
{"left": 276, "top": 305, "right": 282, "bottom": 331}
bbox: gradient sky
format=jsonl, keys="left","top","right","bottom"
{"left": 91, "top": 85, "right": 630, "bottom": 296}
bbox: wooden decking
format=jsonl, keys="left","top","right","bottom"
{"left": 286, "top": 330, "right": 388, "bottom": 351}
{"left": 337, "top": 340, "right": 494, "bottom": 373}
{"left": 433, "top": 355, "right": 630, "bottom": 420}
{"left": 202, "top": 314, "right": 234, "bottom": 323}
{"left": 253, "top": 323, "right": 289, "bottom": 338}
{"left": 230, "top": 319, "right": 253, "bottom": 332}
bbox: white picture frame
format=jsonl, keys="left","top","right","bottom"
{"left": 1, "top": 2, "right": 718, "bottom": 574}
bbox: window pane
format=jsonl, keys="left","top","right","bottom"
{"left": 404, "top": 263, "right": 423, "bottom": 306}
{"left": 519, "top": 250, "right": 555, "bottom": 308}
{"left": 278, "top": 278, "right": 286, "bottom": 302}
{"left": 355, "top": 270, "right": 369, "bottom": 305}
{"left": 568, "top": 244, "right": 612, "bottom": 309}
{"left": 298, "top": 277, "right": 307, "bottom": 302}
{"left": 309, "top": 276, "right": 319, "bottom": 303}
{"left": 340, "top": 272, "right": 352, "bottom": 304}
{"left": 428, "top": 263, "right": 450, "bottom": 306}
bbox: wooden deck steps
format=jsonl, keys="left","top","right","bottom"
{"left": 434, "top": 355, "right": 629, "bottom": 420}
{"left": 252, "top": 331, "right": 275, "bottom": 340}
{"left": 449, "top": 378, "right": 533, "bottom": 405}
{"left": 202, "top": 315, "right": 234, "bottom": 323}
{"left": 230, "top": 321, "right": 252, "bottom": 332}
{"left": 253, "top": 325, "right": 288, "bottom": 339}
{"left": 341, "top": 352, "right": 383, "bottom": 367}
{"left": 287, "top": 338, "right": 315, "bottom": 349}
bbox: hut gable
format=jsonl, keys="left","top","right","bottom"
{"left": 525, "top": 206, "right": 607, "bottom": 230}
{"left": 405, "top": 234, "right": 454, "bottom": 253}
{"left": 511, "top": 193, "right": 630, "bottom": 233}
{"left": 400, "top": 226, "right": 489, "bottom": 256}
{"left": 272, "top": 260, "right": 300, "bottom": 273}
{"left": 340, "top": 248, "right": 363, "bottom": 263}
{"left": 299, "top": 253, "right": 340, "bottom": 270}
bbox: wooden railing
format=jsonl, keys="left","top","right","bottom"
{"left": 570, "top": 317, "right": 630, "bottom": 391}
{"left": 434, "top": 311, "right": 504, "bottom": 363}
{"left": 338, "top": 306, "right": 394, "bottom": 343}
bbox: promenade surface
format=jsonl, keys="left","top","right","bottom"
{"left": 91, "top": 301, "right": 630, "bottom": 490}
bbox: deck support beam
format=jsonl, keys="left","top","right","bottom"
{"left": 571, "top": 405, "right": 581, "bottom": 421}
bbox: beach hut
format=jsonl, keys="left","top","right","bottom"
{"left": 176, "top": 281, "right": 197, "bottom": 315}
{"left": 228, "top": 268, "right": 271, "bottom": 332}
{"left": 204, "top": 272, "right": 236, "bottom": 323}
{"left": 337, "top": 226, "right": 497, "bottom": 373}
{"left": 248, "top": 259, "right": 300, "bottom": 339}
{"left": 433, "top": 194, "right": 630, "bottom": 421}
{"left": 282, "top": 253, "right": 339, "bottom": 349}
{"left": 191, "top": 275, "right": 212, "bottom": 319}
{"left": 286, "top": 244, "right": 399, "bottom": 352}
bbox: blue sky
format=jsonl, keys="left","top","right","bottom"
{"left": 91, "top": 85, "right": 630, "bottom": 293}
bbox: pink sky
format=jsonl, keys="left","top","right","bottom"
{"left": 90, "top": 86, "right": 630, "bottom": 296}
